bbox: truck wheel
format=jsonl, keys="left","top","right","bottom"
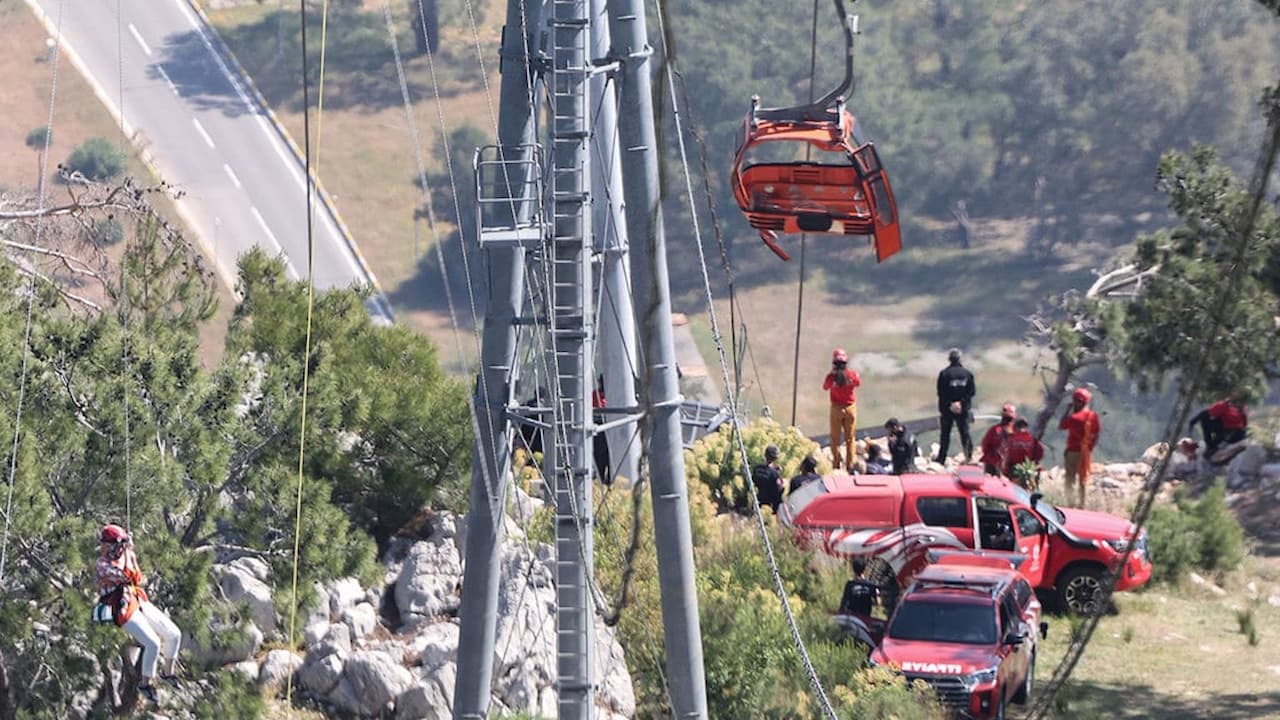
{"left": 1013, "top": 652, "right": 1034, "bottom": 704}
{"left": 1057, "top": 566, "right": 1105, "bottom": 615}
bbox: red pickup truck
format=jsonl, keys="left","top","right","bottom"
{"left": 869, "top": 554, "right": 1046, "bottom": 719}
{"left": 781, "top": 466, "right": 1151, "bottom": 614}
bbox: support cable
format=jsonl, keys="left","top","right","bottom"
{"left": 286, "top": 0, "right": 330, "bottom": 705}
{"left": 1027, "top": 92, "right": 1280, "bottom": 719}
{"left": 790, "top": 0, "right": 821, "bottom": 426}
{"left": 114, "top": 0, "right": 133, "bottom": 535}
{"left": 652, "top": 0, "right": 837, "bottom": 715}
{"left": 1, "top": 0, "right": 67, "bottom": 583}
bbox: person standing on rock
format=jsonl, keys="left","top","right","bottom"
{"left": 934, "top": 348, "right": 976, "bottom": 463}
{"left": 823, "top": 348, "right": 862, "bottom": 470}
{"left": 94, "top": 524, "right": 183, "bottom": 704}
{"left": 1059, "top": 388, "right": 1101, "bottom": 506}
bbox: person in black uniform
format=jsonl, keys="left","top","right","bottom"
{"left": 935, "top": 348, "right": 976, "bottom": 463}
{"left": 838, "top": 557, "right": 880, "bottom": 616}
{"left": 751, "top": 444, "right": 784, "bottom": 512}
{"left": 885, "top": 418, "right": 919, "bottom": 475}
{"left": 788, "top": 455, "right": 822, "bottom": 495}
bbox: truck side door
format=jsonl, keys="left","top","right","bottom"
{"left": 1012, "top": 507, "right": 1049, "bottom": 588}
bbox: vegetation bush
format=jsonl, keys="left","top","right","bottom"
{"left": 684, "top": 418, "right": 830, "bottom": 512}
{"left": 89, "top": 217, "right": 125, "bottom": 245}
{"left": 1145, "top": 482, "right": 1245, "bottom": 584}
{"left": 64, "top": 137, "right": 126, "bottom": 180}
{"left": 25, "top": 125, "right": 51, "bottom": 149}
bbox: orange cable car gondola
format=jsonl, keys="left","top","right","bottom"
{"left": 730, "top": 0, "right": 901, "bottom": 263}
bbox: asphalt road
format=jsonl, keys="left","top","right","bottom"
{"left": 27, "top": 0, "right": 392, "bottom": 322}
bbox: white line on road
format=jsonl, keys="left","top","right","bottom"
{"left": 223, "top": 164, "right": 242, "bottom": 189}
{"left": 128, "top": 23, "right": 152, "bottom": 57}
{"left": 173, "top": 0, "right": 363, "bottom": 280}
{"left": 154, "top": 65, "right": 178, "bottom": 95}
{"left": 192, "top": 117, "right": 215, "bottom": 148}
{"left": 250, "top": 206, "right": 299, "bottom": 279}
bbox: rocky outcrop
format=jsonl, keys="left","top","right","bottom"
{"left": 279, "top": 510, "right": 635, "bottom": 718}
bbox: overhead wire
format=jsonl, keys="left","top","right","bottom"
{"left": 790, "top": 0, "right": 822, "bottom": 427}
{"left": 651, "top": 0, "right": 838, "bottom": 716}
{"left": 1027, "top": 91, "right": 1280, "bottom": 720}
{"left": 1, "top": 0, "right": 67, "bottom": 584}
{"left": 285, "top": 0, "right": 330, "bottom": 705}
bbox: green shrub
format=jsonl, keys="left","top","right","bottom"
{"left": 89, "top": 217, "right": 125, "bottom": 246}
{"left": 65, "top": 137, "right": 126, "bottom": 180}
{"left": 685, "top": 418, "right": 830, "bottom": 512}
{"left": 1145, "top": 481, "right": 1245, "bottom": 584}
{"left": 835, "top": 666, "right": 946, "bottom": 720}
{"left": 25, "top": 126, "right": 51, "bottom": 150}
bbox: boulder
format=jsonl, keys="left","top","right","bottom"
{"left": 396, "top": 680, "right": 451, "bottom": 720}
{"left": 304, "top": 619, "right": 331, "bottom": 648}
{"left": 227, "top": 660, "right": 260, "bottom": 682}
{"left": 311, "top": 623, "right": 352, "bottom": 660}
{"left": 229, "top": 556, "right": 271, "bottom": 584}
{"left": 410, "top": 621, "right": 459, "bottom": 670}
{"left": 395, "top": 540, "right": 462, "bottom": 629}
{"left": 595, "top": 622, "right": 636, "bottom": 718}
{"left": 1140, "top": 442, "right": 1168, "bottom": 466}
{"left": 328, "top": 577, "right": 365, "bottom": 618}
{"left": 217, "top": 564, "right": 277, "bottom": 637}
{"left": 259, "top": 649, "right": 304, "bottom": 688}
{"left": 339, "top": 651, "right": 415, "bottom": 716}
{"left": 342, "top": 601, "right": 379, "bottom": 640}
{"left": 298, "top": 652, "right": 345, "bottom": 696}
{"left": 1228, "top": 445, "right": 1268, "bottom": 489}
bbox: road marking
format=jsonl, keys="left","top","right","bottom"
{"left": 173, "top": 0, "right": 363, "bottom": 280}
{"left": 223, "top": 164, "right": 242, "bottom": 189}
{"left": 128, "top": 23, "right": 152, "bottom": 57}
{"left": 155, "top": 65, "right": 178, "bottom": 95}
{"left": 249, "top": 207, "right": 299, "bottom": 278}
{"left": 192, "top": 117, "right": 215, "bottom": 149}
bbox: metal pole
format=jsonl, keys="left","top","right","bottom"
{"left": 606, "top": 1, "right": 709, "bottom": 716}
{"left": 591, "top": 0, "right": 639, "bottom": 486}
{"left": 453, "top": 0, "right": 536, "bottom": 714}
{"left": 548, "top": 0, "right": 595, "bottom": 716}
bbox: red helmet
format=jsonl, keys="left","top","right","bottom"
{"left": 100, "top": 524, "right": 129, "bottom": 544}
{"left": 1072, "top": 387, "right": 1092, "bottom": 405}
{"left": 832, "top": 348, "right": 849, "bottom": 363}
{"left": 1002, "top": 403, "right": 1017, "bottom": 417}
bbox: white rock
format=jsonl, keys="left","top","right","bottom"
{"left": 395, "top": 540, "right": 462, "bottom": 629}
{"left": 304, "top": 619, "right": 331, "bottom": 648}
{"left": 341, "top": 602, "right": 379, "bottom": 640}
{"left": 227, "top": 660, "right": 260, "bottom": 682}
{"left": 1140, "top": 442, "right": 1168, "bottom": 466}
{"left": 218, "top": 565, "right": 277, "bottom": 637}
{"left": 298, "top": 652, "right": 344, "bottom": 696}
{"left": 309, "top": 581, "right": 332, "bottom": 624}
{"left": 595, "top": 622, "right": 636, "bottom": 718}
{"left": 411, "top": 622, "right": 460, "bottom": 670}
{"left": 1269, "top": 595, "right": 1280, "bottom": 608}
{"left": 365, "top": 639, "right": 410, "bottom": 665}
{"left": 313, "top": 623, "right": 352, "bottom": 659}
{"left": 258, "top": 649, "right": 303, "bottom": 688}
{"left": 327, "top": 675, "right": 362, "bottom": 715}
{"left": 510, "top": 486, "right": 545, "bottom": 526}
{"left": 431, "top": 512, "right": 458, "bottom": 541}
{"left": 328, "top": 577, "right": 365, "bottom": 618}
{"left": 396, "top": 682, "right": 451, "bottom": 720}
{"left": 340, "top": 651, "right": 415, "bottom": 716}
{"left": 229, "top": 556, "right": 271, "bottom": 584}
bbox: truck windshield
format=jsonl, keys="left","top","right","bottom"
{"left": 887, "top": 600, "right": 997, "bottom": 645}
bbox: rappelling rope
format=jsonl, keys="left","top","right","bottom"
{"left": 0, "top": 0, "right": 67, "bottom": 585}
{"left": 285, "top": 0, "right": 330, "bottom": 705}
{"left": 652, "top": 0, "right": 837, "bottom": 715}
{"left": 114, "top": 0, "right": 133, "bottom": 536}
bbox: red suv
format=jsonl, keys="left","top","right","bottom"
{"left": 781, "top": 466, "right": 1151, "bottom": 613}
{"left": 869, "top": 554, "right": 1046, "bottom": 719}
